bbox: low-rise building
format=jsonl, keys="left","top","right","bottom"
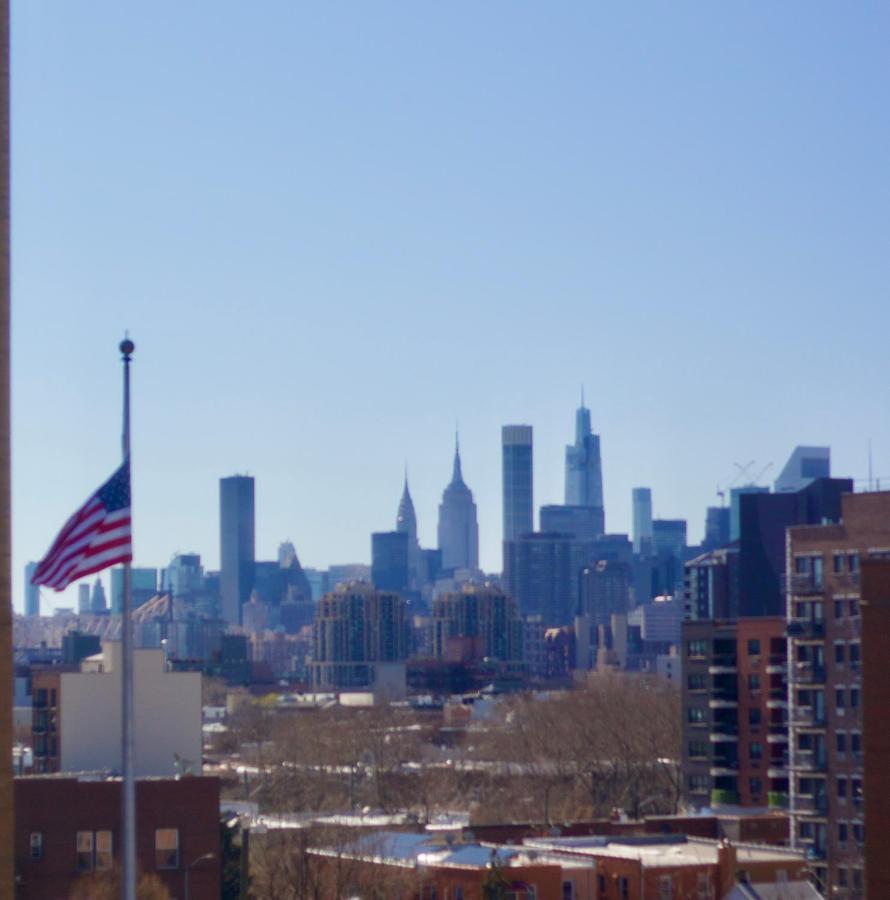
{"left": 31, "top": 641, "right": 202, "bottom": 776}
{"left": 14, "top": 774, "right": 220, "bottom": 899}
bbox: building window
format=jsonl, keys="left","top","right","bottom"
{"left": 853, "top": 869, "right": 863, "bottom": 892}
{"left": 836, "top": 688, "right": 845, "bottom": 709}
{"left": 657, "top": 875, "right": 672, "bottom": 899}
{"left": 749, "top": 708, "right": 761, "bottom": 726}
{"left": 848, "top": 553, "right": 859, "bottom": 573}
{"left": 687, "top": 640, "right": 708, "bottom": 659}
{"left": 155, "top": 829, "right": 179, "bottom": 869}
{"left": 697, "top": 872, "right": 711, "bottom": 899}
{"left": 619, "top": 877, "right": 630, "bottom": 900}
{"left": 749, "top": 777, "right": 763, "bottom": 797}
{"left": 688, "top": 673, "right": 707, "bottom": 691}
{"left": 849, "top": 642, "right": 861, "bottom": 667}
{"left": 853, "top": 823, "right": 864, "bottom": 846}
{"left": 76, "top": 831, "right": 94, "bottom": 872}
{"left": 837, "top": 867, "right": 848, "bottom": 887}
{"left": 747, "top": 639, "right": 760, "bottom": 656}
{"left": 837, "top": 732, "right": 847, "bottom": 754}
{"left": 849, "top": 599, "right": 859, "bottom": 617}
{"left": 851, "top": 732, "right": 862, "bottom": 754}
{"left": 838, "top": 821, "right": 848, "bottom": 843}
{"left": 835, "top": 643, "right": 845, "bottom": 665}
{"left": 850, "top": 687, "right": 860, "bottom": 709}
{"left": 455, "top": 890, "right": 464, "bottom": 900}
{"left": 29, "top": 832, "right": 43, "bottom": 860}
{"left": 748, "top": 674, "right": 761, "bottom": 692}
{"left": 687, "top": 707, "right": 706, "bottom": 724}
{"left": 834, "top": 600, "right": 844, "bottom": 620}
{"left": 688, "top": 741, "right": 708, "bottom": 759}
{"left": 561, "top": 883, "right": 573, "bottom": 900}
{"left": 749, "top": 742, "right": 763, "bottom": 761}
{"left": 689, "top": 774, "right": 709, "bottom": 793}
{"left": 837, "top": 777, "right": 847, "bottom": 800}
{"left": 833, "top": 553, "right": 845, "bottom": 574}
{"left": 96, "top": 831, "right": 113, "bottom": 870}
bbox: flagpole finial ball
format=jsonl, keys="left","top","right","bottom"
{"left": 119, "top": 338, "right": 135, "bottom": 357}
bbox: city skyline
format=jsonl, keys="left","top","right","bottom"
{"left": 12, "top": 4, "right": 890, "bottom": 610}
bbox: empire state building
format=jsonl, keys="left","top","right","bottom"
{"left": 437, "top": 436, "right": 479, "bottom": 572}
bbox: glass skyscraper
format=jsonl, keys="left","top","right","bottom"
{"left": 502, "top": 425, "right": 533, "bottom": 543}
{"left": 220, "top": 475, "right": 255, "bottom": 626}
{"left": 564, "top": 400, "right": 604, "bottom": 526}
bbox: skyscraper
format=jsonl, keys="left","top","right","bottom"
{"left": 396, "top": 473, "right": 422, "bottom": 588}
{"left": 371, "top": 531, "right": 410, "bottom": 592}
{"left": 219, "top": 475, "right": 255, "bottom": 626}
{"left": 565, "top": 397, "right": 604, "bottom": 526}
{"left": 632, "top": 487, "right": 653, "bottom": 555}
{"left": 437, "top": 436, "right": 479, "bottom": 572}
{"left": 24, "top": 562, "right": 39, "bottom": 617}
{"left": 774, "top": 445, "right": 831, "bottom": 493}
{"left": 502, "top": 425, "right": 533, "bottom": 544}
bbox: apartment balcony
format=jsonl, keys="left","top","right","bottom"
{"left": 766, "top": 655, "right": 787, "bottom": 674}
{"left": 767, "top": 726, "right": 789, "bottom": 743}
{"left": 767, "top": 763, "right": 789, "bottom": 778}
{"left": 767, "top": 689, "right": 788, "bottom": 709}
{"left": 708, "top": 692, "right": 739, "bottom": 709}
{"left": 794, "top": 794, "right": 828, "bottom": 816}
{"left": 709, "top": 724, "right": 739, "bottom": 743}
{"left": 710, "top": 759, "right": 739, "bottom": 777}
{"left": 792, "top": 749, "right": 826, "bottom": 772}
{"left": 790, "top": 661, "right": 826, "bottom": 685}
{"left": 787, "top": 618, "right": 825, "bottom": 640}
{"left": 791, "top": 706, "right": 827, "bottom": 729}
{"left": 832, "top": 572, "right": 860, "bottom": 591}
{"left": 708, "top": 655, "right": 738, "bottom": 675}
{"left": 768, "top": 791, "right": 789, "bottom": 810}
{"left": 785, "top": 573, "right": 824, "bottom": 596}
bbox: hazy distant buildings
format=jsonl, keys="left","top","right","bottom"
{"left": 632, "top": 488, "right": 653, "bottom": 555}
{"left": 539, "top": 505, "right": 602, "bottom": 543}
{"left": 111, "top": 567, "right": 160, "bottom": 614}
{"left": 502, "top": 425, "right": 533, "bottom": 543}
{"left": 24, "top": 562, "right": 39, "bottom": 617}
{"left": 90, "top": 578, "right": 107, "bottom": 614}
{"left": 502, "top": 532, "right": 590, "bottom": 626}
{"left": 437, "top": 437, "right": 479, "bottom": 572}
{"left": 309, "top": 582, "right": 409, "bottom": 690}
{"left": 371, "top": 531, "right": 410, "bottom": 593}
{"left": 220, "top": 475, "right": 255, "bottom": 626}
{"left": 432, "top": 584, "right": 523, "bottom": 668}
{"left": 774, "top": 445, "right": 830, "bottom": 493}
{"left": 565, "top": 398, "right": 604, "bottom": 525}
{"left": 651, "top": 518, "right": 688, "bottom": 595}
{"left": 703, "top": 506, "right": 730, "bottom": 550}
{"left": 579, "top": 559, "right": 631, "bottom": 628}
{"left": 395, "top": 475, "right": 423, "bottom": 588}
{"left": 77, "top": 584, "right": 90, "bottom": 615}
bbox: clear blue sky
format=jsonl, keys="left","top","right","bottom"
{"left": 12, "top": 2, "right": 890, "bottom": 611}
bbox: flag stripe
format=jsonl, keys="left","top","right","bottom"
{"left": 32, "top": 461, "right": 132, "bottom": 592}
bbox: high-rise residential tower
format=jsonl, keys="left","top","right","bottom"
{"left": 632, "top": 487, "right": 653, "bottom": 555}
{"left": 219, "top": 475, "right": 255, "bottom": 626}
{"left": 437, "top": 436, "right": 479, "bottom": 572}
{"left": 565, "top": 397, "right": 604, "bottom": 525}
{"left": 24, "top": 562, "right": 39, "bottom": 617}
{"left": 502, "top": 425, "right": 533, "bottom": 543}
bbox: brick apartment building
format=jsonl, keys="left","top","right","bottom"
{"left": 681, "top": 618, "right": 788, "bottom": 810}
{"left": 14, "top": 775, "right": 220, "bottom": 899}
{"left": 785, "top": 490, "right": 890, "bottom": 897}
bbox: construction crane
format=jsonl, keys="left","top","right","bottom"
{"left": 716, "top": 460, "right": 755, "bottom": 507}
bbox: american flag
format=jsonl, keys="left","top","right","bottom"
{"left": 32, "top": 461, "right": 132, "bottom": 591}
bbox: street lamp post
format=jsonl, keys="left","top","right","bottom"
{"left": 183, "top": 851, "right": 215, "bottom": 900}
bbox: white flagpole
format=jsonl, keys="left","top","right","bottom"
{"left": 120, "top": 336, "right": 136, "bottom": 900}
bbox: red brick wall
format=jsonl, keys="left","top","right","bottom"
{"left": 14, "top": 776, "right": 220, "bottom": 899}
